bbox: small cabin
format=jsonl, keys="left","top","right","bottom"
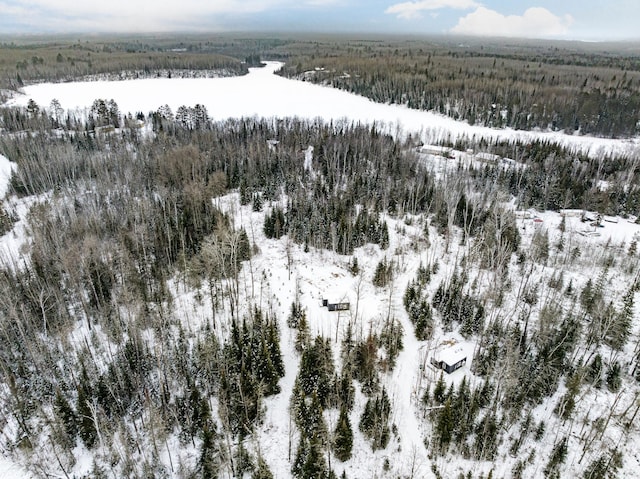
{"left": 419, "top": 144, "right": 453, "bottom": 158}
{"left": 322, "top": 299, "right": 350, "bottom": 312}
{"left": 431, "top": 346, "right": 466, "bottom": 374}
{"left": 327, "top": 302, "right": 350, "bottom": 312}
{"left": 475, "top": 152, "right": 501, "bottom": 164}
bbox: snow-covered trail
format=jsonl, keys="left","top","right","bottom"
{"left": 6, "top": 62, "right": 640, "bottom": 158}
{"left": 385, "top": 268, "right": 432, "bottom": 478}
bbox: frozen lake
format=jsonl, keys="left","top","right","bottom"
{"left": 6, "top": 62, "right": 640, "bottom": 157}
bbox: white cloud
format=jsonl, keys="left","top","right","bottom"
{"left": 0, "top": 2, "right": 31, "bottom": 16}
{"left": 385, "top": 0, "right": 479, "bottom": 20}
{"left": 3, "top": 0, "right": 291, "bottom": 32}
{"left": 451, "top": 6, "right": 573, "bottom": 38}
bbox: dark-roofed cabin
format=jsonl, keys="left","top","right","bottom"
{"left": 327, "top": 302, "right": 349, "bottom": 311}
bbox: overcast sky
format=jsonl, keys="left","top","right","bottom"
{"left": 0, "top": 0, "right": 638, "bottom": 41}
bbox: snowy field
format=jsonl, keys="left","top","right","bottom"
{"left": 6, "top": 62, "right": 640, "bottom": 158}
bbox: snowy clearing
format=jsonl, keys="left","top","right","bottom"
{"left": 0, "top": 154, "right": 15, "bottom": 198}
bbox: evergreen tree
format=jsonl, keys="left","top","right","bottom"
{"left": 348, "top": 257, "right": 359, "bottom": 276}
{"left": 586, "top": 354, "right": 603, "bottom": 388}
{"left": 302, "top": 434, "right": 330, "bottom": 479}
{"left": 531, "top": 228, "right": 550, "bottom": 264}
{"left": 452, "top": 377, "right": 473, "bottom": 445}
{"left": 359, "top": 388, "right": 391, "bottom": 450}
{"left": 26, "top": 98, "right": 39, "bottom": 116}
{"left": 404, "top": 280, "right": 434, "bottom": 340}
{"left": 555, "top": 372, "right": 581, "bottom": 420}
{"left": 76, "top": 376, "right": 97, "bottom": 449}
{"left": 193, "top": 104, "right": 209, "bottom": 129}
{"left": 605, "top": 362, "right": 622, "bottom": 392}
{"left": 240, "top": 180, "right": 251, "bottom": 205}
{"left": 292, "top": 435, "right": 309, "bottom": 478}
{"left": 333, "top": 406, "right": 353, "bottom": 462}
{"left": 378, "top": 221, "right": 389, "bottom": 249}
{"left": 434, "top": 398, "right": 454, "bottom": 453}
{"left": 253, "top": 193, "right": 264, "bottom": 212}
{"left": 267, "top": 319, "right": 285, "bottom": 378}
{"left": 606, "top": 288, "right": 633, "bottom": 351}
{"left": 264, "top": 206, "right": 286, "bottom": 238}
{"left": 581, "top": 279, "right": 597, "bottom": 313}
{"left": 628, "top": 239, "right": 637, "bottom": 257}
{"left": 220, "top": 310, "right": 284, "bottom": 437}
{"left": 473, "top": 412, "right": 498, "bottom": 460}
{"left": 237, "top": 228, "right": 252, "bottom": 263}
{"left": 543, "top": 437, "right": 568, "bottom": 478}
{"left": 199, "top": 423, "right": 220, "bottom": 479}
{"left": 298, "top": 337, "right": 335, "bottom": 407}
{"left": 380, "top": 318, "right": 403, "bottom": 368}
{"left": 54, "top": 389, "right": 78, "bottom": 446}
{"left": 288, "top": 301, "right": 303, "bottom": 328}
{"left": 234, "top": 442, "right": 254, "bottom": 477}
{"left": 372, "top": 258, "right": 392, "bottom": 287}
{"left": 330, "top": 369, "right": 355, "bottom": 411}
{"left": 253, "top": 456, "right": 274, "bottom": 479}
{"left": 583, "top": 448, "right": 622, "bottom": 479}
{"left": 433, "top": 372, "right": 447, "bottom": 405}
{"left": 295, "top": 311, "right": 311, "bottom": 353}
{"left": 293, "top": 433, "right": 333, "bottom": 479}
{"left": 300, "top": 392, "right": 327, "bottom": 441}
{"left": 352, "top": 334, "right": 380, "bottom": 395}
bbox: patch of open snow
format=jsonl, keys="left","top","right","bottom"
{"left": 0, "top": 193, "right": 50, "bottom": 269}
{"left": 303, "top": 145, "right": 315, "bottom": 178}
{"left": 0, "top": 457, "right": 30, "bottom": 479}
{"left": 0, "top": 154, "right": 15, "bottom": 198}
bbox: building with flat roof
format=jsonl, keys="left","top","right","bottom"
{"left": 430, "top": 345, "right": 466, "bottom": 374}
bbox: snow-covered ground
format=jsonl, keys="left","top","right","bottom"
{"left": 3, "top": 61, "right": 640, "bottom": 478}
{"left": 0, "top": 457, "right": 30, "bottom": 479}
{"left": 0, "top": 156, "right": 30, "bottom": 479}
{"left": 6, "top": 62, "right": 640, "bottom": 158}
{"left": 0, "top": 155, "right": 14, "bottom": 198}
{"left": 215, "top": 188, "right": 640, "bottom": 479}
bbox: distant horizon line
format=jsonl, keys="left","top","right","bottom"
{"left": 1, "top": 30, "right": 639, "bottom": 45}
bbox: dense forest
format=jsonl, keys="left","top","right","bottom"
{"left": 276, "top": 39, "right": 640, "bottom": 138}
{"left": 0, "top": 37, "right": 252, "bottom": 97}
{"left": 0, "top": 80, "right": 638, "bottom": 477}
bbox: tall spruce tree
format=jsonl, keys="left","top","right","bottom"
{"left": 333, "top": 406, "right": 353, "bottom": 462}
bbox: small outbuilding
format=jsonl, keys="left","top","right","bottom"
{"left": 327, "top": 302, "right": 350, "bottom": 311}
{"left": 322, "top": 299, "right": 350, "bottom": 311}
{"left": 431, "top": 345, "right": 467, "bottom": 374}
{"left": 419, "top": 144, "right": 453, "bottom": 158}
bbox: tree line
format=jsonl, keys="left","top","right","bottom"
{"left": 276, "top": 39, "right": 640, "bottom": 138}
